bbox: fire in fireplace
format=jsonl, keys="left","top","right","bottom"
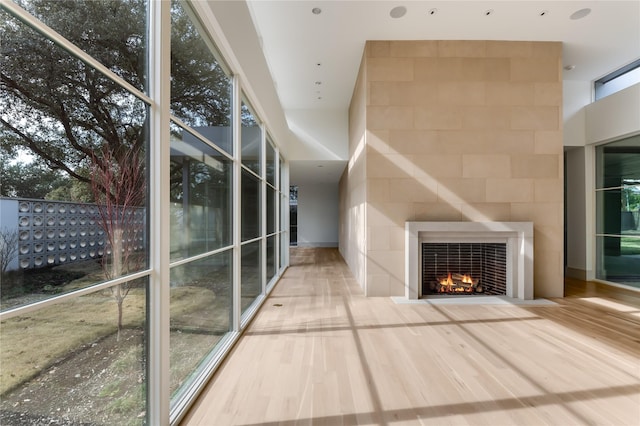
{"left": 422, "top": 243, "right": 507, "bottom": 296}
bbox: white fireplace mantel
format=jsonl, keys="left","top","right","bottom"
{"left": 405, "top": 222, "right": 534, "bottom": 300}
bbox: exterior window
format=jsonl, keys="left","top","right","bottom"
{"left": 594, "top": 59, "right": 640, "bottom": 101}
{"left": 241, "top": 100, "right": 262, "bottom": 175}
{"left": 170, "top": 0, "right": 233, "bottom": 156}
{"left": 1, "top": 2, "right": 150, "bottom": 424}
{"left": 595, "top": 136, "right": 640, "bottom": 288}
{"left": 0, "top": 0, "right": 287, "bottom": 423}
{"left": 169, "top": 122, "right": 232, "bottom": 261}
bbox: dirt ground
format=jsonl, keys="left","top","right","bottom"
{"left": 0, "top": 329, "right": 145, "bottom": 426}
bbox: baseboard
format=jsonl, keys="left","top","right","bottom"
{"left": 296, "top": 242, "right": 338, "bottom": 248}
{"left": 565, "top": 267, "right": 588, "bottom": 280}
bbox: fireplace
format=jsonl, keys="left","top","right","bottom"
{"left": 422, "top": 242, "right": 507, "bottom": 295}
{"left": 405, "top": 222, "right": 533, "bottom": 300}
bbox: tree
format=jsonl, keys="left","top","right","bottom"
{"left": 90, "top": 146, "right": 146, "bottom": 341}
{"left": 1, "top": 0, "right": 233, "bottom": 335}
{"left": 0, "top": 227, "right": 19, "bottom": 274}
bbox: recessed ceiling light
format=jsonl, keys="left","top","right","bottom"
{"left": 564, "top": 64, "right": 576, "bottom": 71}
{"left": 428, "top": 8, "right": 437, "bottom": 16}
{"left": 539, "top": 10, "right": 549, "bottom": 17}
{"left": 390, "top": 6, "right": 407, "bottom": 19}
{"left": 484, "top": 9, "right": 494, "bottom": 16}
{"left": 570, "top": 8, "right": 591, "bottom": 20}
{"left": 312, "top": 7, "right": 322, "bottom": 15}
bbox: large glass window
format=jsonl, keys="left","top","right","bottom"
{"left": 169, "top": 250, "right": 232, "bottom": 395}
{"left": 241, "top": 100, "right": 262, "bottom": 175}
{"left": 0, "top": 280, "right": 148, "bottom": 424}
{"left": 594, "top": 59, "right": 640, "bottom": 101}
{"left": 241, "top": 169, "right": 261, "bottom": 241}
{"left": 170, "top": 0, "right": 233, "bottom": 156}
{"left": 240, "top": 241, "right": 261, "bottom": 314}
{"left": 169, "top": 123, "right": 232, "bottom": 261}
{"left": 1, "top": 0, "right": 287, "bottom": 423}
{"left": 12, "top": 0, "right": 148, "bottom": 93}
{"left": 595, "top": 136, "right": 640, "bottom": 288}
{"left": 1, "top": 2, "right": 150, "bottom": 423}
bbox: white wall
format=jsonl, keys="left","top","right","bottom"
{"left": 296, "top": 183, "right": 339, "bottom": 247}
{"left": 286, "top": 109, "right": 349, "bottom": 161}
{"left": 565, "top": 147, "right": 591, "bottom": 279}
{"left": 563, "top": 80, "right": 590, "bottom": 147}
{"left": 585, "top": 82, "right": 640, "bottom": 144}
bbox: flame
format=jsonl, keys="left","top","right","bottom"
{"left": 462, "top": 274, "right": 472, "bottom": 284}
{"left": 440, "top": 273, "right": 454, "bottom": 286}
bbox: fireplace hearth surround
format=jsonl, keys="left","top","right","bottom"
{"left": 405, "top": 222, "right": 534, "bottom": 300}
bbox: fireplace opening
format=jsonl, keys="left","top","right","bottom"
{"left": 422, "top": 243, "right": 507, "bottom": 296}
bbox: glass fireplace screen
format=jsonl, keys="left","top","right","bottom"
{"left": 422, "top": 242, "right": 507, "bottom": 295}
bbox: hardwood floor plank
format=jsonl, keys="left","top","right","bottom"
{"left": 181, "top": 248, "right": 640, "bottom": 426}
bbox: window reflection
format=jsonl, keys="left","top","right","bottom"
{"left": 170, "top": 250, "right": 232, "bottom": 395}
{"left": 241, "top": 241, "right": 261, "bottom": 314}
{"left": 241, "top": 101, "right": 262, "bottom": 175}
{"left": 12, "top": 0, "right": 148, "bottom": 93}
{"left": 267, "top": 235, "right": 276, "bottom": 283}
{"left": 170, "top": 0, "right": 233, "bottom": 155}
{"left": 241, "top": 169, "right": 261, "bottom": 242}
{"left": 169, "top": 122, "right": 232, "bottom": 261}
{"left": 595, "top": 137, "right": 640, "bottom": 287}
{"left": 1, "top": 9, "right": 149, "bottom": 309}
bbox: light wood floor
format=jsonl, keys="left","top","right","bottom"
{"left": 181, "top": 248, "right": 640, "bottom": 426}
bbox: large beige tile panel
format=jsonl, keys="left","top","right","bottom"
{"left": 413, "top": 202, "right": 463, "bottom": 221}
{"left": 368, "top": 106, "right": 414, "bottom": 130}
{"left": 367, "top": 178, "right": 390, "bottom": 204}
{"left": 486, "top": 40, "right": 534, "bottom": 57}
{"left": 367, "top": 57, "right": 414, "bottom": 81}
{"left": 436, "top": 130, "right": 486, "bottom": 154}
{"left": 370, "top": 82, "right": 439, "bottom": 106}
{"left": 483, "top": 130, "right": 536, "bottom": 154}
{"left": 460, "top": 203, "right": 512, "bottom": 222}
{"left": 368, "top": 201, "right": 414, "bottom": 228}
{"left": 388, "top": 178, "right": 437, "bottom": 203}
{"left": 390, "top": 40, "right": 438, "bottom": 57}
{"left": 512, "top": 154, "right": 560, "bottom": 179}
{"left": 366, "top": 40, "right": 390, "bottom": 57}
{"left": 511, "top": 203, "right": 563, "bottom": 227}
{"left": 438, "top": 40, "right": 487, "bottom": 57}
{"left": 388, "top": 129, "right": 439, "bottom": 154}
{"left": 534, "top": 82, "right": 563, "bottom": 106}
{"left": 367, "top": 249, "right": 404, "bottom": 280}
{"left": 486, "top": 178, "right": 535, "bottom": 203}
{"left": 414, "top": 105, "right": 463, "bottom": 129}
{"left": 413, "top": 57, "right": 440, "bottom": 81}
{"left": 413, "top": 154, "right": 463, "bottom": 178}
{"left": 367, "top": 152, "right": 414, "bottom": 179}
{"left": 510, "top": 106, "right": 560, "bottom": 130}
{"left": 438, "top": 82, "right": 486, "bottom": 105}
{"left": 486, "top": 82, "right": 534, "bottom": 106}
{"left": 511, "top": 58, "right": 561, "bottom": 82}
{"left": 535, "top": 131, "right": 563, "bottom": 154}
{"left": 438, "top": 178, "right": 487, "bottom": 203}
{"left": 352, "top": 40, "right": 563, "bottom": 297}
{"left": 535, "top": 179, "right": 564, "bottom": 202}
{"left": 462, "top": 106, "right": 512, "bottom": 130}
{"left": 462, "top": 154, "right": 511, "bottom": 178}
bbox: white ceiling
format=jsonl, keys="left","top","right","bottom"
{"left": 246, "top": 0, "right": 640, "bottom": 183}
